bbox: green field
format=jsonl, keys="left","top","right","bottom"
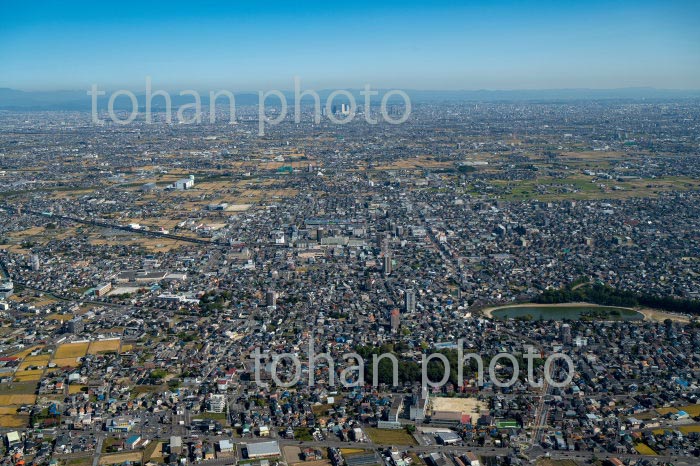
{"left": 364, "top": 427, "right": 417, "bottom": 445}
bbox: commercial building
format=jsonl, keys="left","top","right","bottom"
{"left": 219, "top": 439, "right": 234, "bottom": 453}
{"left": 170, "top": 436, "right": 183, "bottom": 454}
{"left": 244, "top": 441, "right": 280, "bottom": 459}
{"left": 175, "top": 175, "right": 195, "bottom": 190}
{"left": 436, "top": 431, "right": 461, "bottom": 445}
{"left": 106, "top": 417, "right": 134, "bottom": 432}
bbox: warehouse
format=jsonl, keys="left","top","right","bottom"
{"left": 244, "top": 441, "right": 280, "bottom": 459}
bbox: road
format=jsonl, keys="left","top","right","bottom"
{"left": 531, "top": 359, "right": 554, "bottom": 446}
{"left": 92, "top": 435, "right": 104, "bottom": 466}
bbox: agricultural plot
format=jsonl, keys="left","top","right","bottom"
{"left": 19, "top": 354, "right": 51, "bottom": 370}
{"left": 88, "top": 339, "right": 121, "bottom": 354}
{"left": 54, "top": 342, "right": 89, "bottom": 359}
{"left": 13, "top": 369, "right": 44, "bottom": 382}
{"left": 51, "top": 357, "right": 83, "bottom": 368}
{"left": 363, "top": 427, "right": 417, "bottom": 445}
{"left": 0, "top": 414, "right": 29, "bottom": 428}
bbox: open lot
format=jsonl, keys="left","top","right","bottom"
{"left": 54, "top": 341, "right": 90, "bottom": 359}
{"left": 99, "top": 452, "right": 143, "bottom": 465}
{"left": 88, "top": 339, "right": 121, "bottom": 354}
{"left": 657, "top": 404, "right": 700, "bottom": 417}
{"left": 19, "top": 353, "right": 51, "bottom": 369}
{"left": 13, "top": 369, "right": 44, "bottom": 382}
{"left": 0, "top": 414, "right": 29, "bottom": 427}
{"left": 0, "top": 393, "right": 37, "bottom": 404}
{"left": 430, "top": 396, "right": 486, "bottom": 420}
{"left": 52, "top": 357, "right": 82, "bottom": 367}
{"left": 635, "top": 443, "right": 658, "bottom": 455}
{"left": 363, "top": 427, "right": 417, "bottom": 445}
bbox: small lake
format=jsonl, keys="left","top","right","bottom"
{"left": 491, "top": 304, "right": 644, "bottom": 321}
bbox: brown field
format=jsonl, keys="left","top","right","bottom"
{"left": 559, "top": 150, "right": 628, "bottom": 160}
{"left": 99, "top": 452, "right": 143, "bottom": 465}
{"left": 0, "top": 407, "right": 20, "bottom": 414}
{"left": 283, "top": 446, "right": 303, "bottom": 463}
{"left": 13, "top": 369, "right": 44, "bottom": 382}
{"left": 339, "top": 448, "right": 368, "bottom": 455}
{"left": 44, "top": 313, "right": 73, "bottom": 321}
{"left": 69, "top": 384, "right": 87, "bottom": 394}
{"left": 19, "top": 354, "right": 51, "bottom": 369}
{"left": 144, "top": 441, "right": 164, "bottom": 461}
{"left": 678, "top": 404, "right": 700, "bottom": 416}
{"left": 52, "top": 357, "right": 82, "bottom": 367}
{"left": 12, "top": 345, "right": 44, "bottom": 359}
{"left": 430, "top": 396, "right": 485, "bottom": 419}
{"left": 363, "top": 427, "right": 417, "bottom": 445}
{"left": 491, "top": 174, "right": 700, "bottom": 202}
{"left": 657, "top": 404, "right": 700, "bottom": 417}
{"left": 89, "top": 236, "right": 184, "bottom": 253}
{"left": 374, "top": 155, "right": 455, "bottom": 171}
{"left": 535, "top": 460, "right": 579, "bottom": 466}
{"left": 0, "top": 414, "right": 29, "bottom": 428}
{"left": 0, "top": 381, "right": 38, "bottom": 394}
{"left": 64, "top": 457, "right": 93, "bottom": 466}
{"left": 88, "top": 339, "right": 121, "bottom": 354}
{"left": 0, "top": 394, "right": 37, "bottom": 405}
{"left": 679, "top": 425, "right": 700, "bottom": 433}
{"left": 54, "top": 342, "right": 89, "bottom": 359}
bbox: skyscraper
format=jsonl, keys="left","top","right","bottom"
{"left": 405, "top": 289, "right": 416, "bottom": 313}
{"left": 383, "top": 254, "right": 392, "bottom": 276}
{"left": 30, "top": 254, "right": 40, "bottom": 272}
{"left": 390, "top": 308, "right": 400, "bottom": 333}
{"left": 266, "top": 290, "right": 277, "bottom": 308}
{"left": 560, "top": 323, "right": 572, "bottom": 345}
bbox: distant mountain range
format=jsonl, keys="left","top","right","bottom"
{"left": 0, "top": 87, "right": 698, "bottom": 111}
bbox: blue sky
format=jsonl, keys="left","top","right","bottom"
{"left": 0, "top": 0, "right": 698, "bottom": 91}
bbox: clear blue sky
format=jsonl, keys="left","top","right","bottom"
{"left": 0, "top": 0, "right": 698, "bottom": 91}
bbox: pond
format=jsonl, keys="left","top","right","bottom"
{"left": 490, "top": 304, "right": 643, "bottom": 321}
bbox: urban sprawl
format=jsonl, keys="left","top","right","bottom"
{"left": 0, "top": 100, "right": 699, "bottom": 466}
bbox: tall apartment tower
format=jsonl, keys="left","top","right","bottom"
{"left": 382, "top": 238, "right": 392, "bottom": 276}
{"left": 560, "top": 323, "right": 572, "bottom": 345}
{"left": 390, "top": 308, "right": 400, "bottom": 333}
{"left": 405, "top": 289, "right": 416, "bottom": 313}
{"left": 383, "top": 254, "right": 392, "bottom": 276}
{"left": 30, "top": 254, "right": 40, "bottom": 272}
{"left": 266, "top": 290, "right": 277, "bottom": 308}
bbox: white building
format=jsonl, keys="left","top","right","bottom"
{"left": 245, "top": 441, "right": 280, "bottom": 459}
{"left": 208, "top": 394, "right": 227, "bottom": 413}
{"left": 175, "top": 175, "right": 195, "bottom": 190}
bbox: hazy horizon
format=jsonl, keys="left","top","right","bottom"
{"left": 1, "top": 0, "right": 698, "bottom": 91}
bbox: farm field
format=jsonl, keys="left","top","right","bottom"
{"left": 0, "top": 414, "right": 29, "bottom": 428}
{"left": 99, "top": 452, "right": 142, "bottom": 465}
{"left": 51, "top": 357, "right": 82, "bottom": 367}
{"left": 54, "top": 342, "right": 90, "bottom": 359}
{"left": 19, "top": 353, "right": 51, "bottom": 369}
{"left": 13, "top": 369, "right": 44, "bottom": 382}
{"left": 635, "top": 443, "right": 657, "bottom": 455}
{"left": 363, "top": 427, "right": 417, "bottom": 445}
{"left": 88, "top": 339, "right": 121, "bottom": 354}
